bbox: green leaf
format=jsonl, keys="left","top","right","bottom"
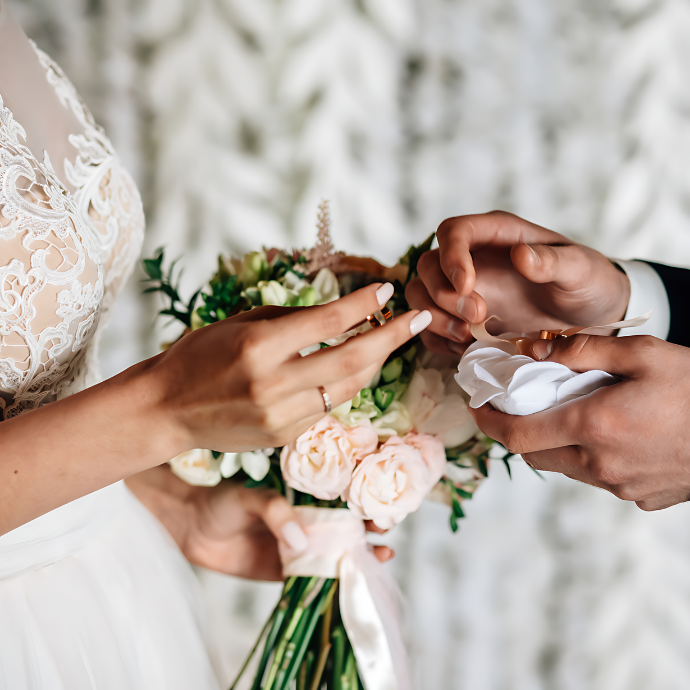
{"left": 210, "top": 450, "right": 223, "bottom": 460}
{"left": 451, "top": 496, "right": 465, "bottom": 519}
{"left": 449, "top": 512, "right": 459, "bottom": 533}
{"left": 244, "top": 477, "right": 269, "bottom": 489}
{"left": 502, "top": 456, "right": 512, "bottom": 479}
{"left": 477, "top": 457, "right": 489, "bottom": 477}
{"left": 142, "top": 257, "right": 163, "bottom": 280}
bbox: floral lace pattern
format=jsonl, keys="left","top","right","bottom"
{"left": 0, "top": 44, "right": 144, "bottom": 419}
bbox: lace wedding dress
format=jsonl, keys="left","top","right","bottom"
{"left": 0, "top": 6, "right": 222, "bottom": 688}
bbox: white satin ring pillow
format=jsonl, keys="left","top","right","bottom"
{"left": 455, "top": 341, "right": 616, "bottom": 416}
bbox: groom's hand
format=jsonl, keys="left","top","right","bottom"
{"left": 471, "top": 334, "right": 690, "bottom": 511}
{"left": 406, "top": 211, "right": 631, "bottom": 354}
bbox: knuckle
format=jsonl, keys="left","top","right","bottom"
{"left": 502, "top": 427, "right": 526, "bottom": 455}
{"left": 436, "top": 217, "right": 459, "bottom": 240}
{"left": 337, "top": 349, "right": 365, "bottom": 378}
{"left": 486, "top": 209, "right": 513, "bottom": 221}
{"left": 577, "top": 404, "right": 611, "bottom": 445}
{"left": 258, "top": 405, "right": 285, "bottom": 435}
{"left": 611, "top": 484, "right": 639, "bottom": 502}
{"left": 320, "top": 309, "right": 346, "bottom": 336}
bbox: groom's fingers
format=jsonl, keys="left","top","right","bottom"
{"left": 510, "top": 242, "right": 593, "bottom": 290}
{"left": 405, "top": 276, "right": 473, "bottom": 343}
{"left": 436, "top": 211, "right": 566, "bottom": 296}
{"left": 415, "top": 251, "right": 487, "bottom": 325}
{"left": 538, "top": 333, "right": 657, "bottom": 378}
{"left": 470, "top": 402, "right": 584, "bottom": 454}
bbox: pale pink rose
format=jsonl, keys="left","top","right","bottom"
{"left": 281, "top": 417, "right": 378, "bottom": 500}
{"left": 344, "top": 436, "right": 437, "bottom": 530}
{"left": 402, "top": 432, "right": 446, "bottom": 483}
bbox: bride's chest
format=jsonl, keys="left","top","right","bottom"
{"left": 0, "top": 43, "right": 144, "bottom": 418}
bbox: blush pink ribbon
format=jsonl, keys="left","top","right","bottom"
{"left": 278, "top": 506, "right": 410, "bottom": 690}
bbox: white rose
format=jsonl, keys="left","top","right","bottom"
{"left": 169, "top": 448, "right": 221, "bottom": 487}
{"left": 402, "top": 369, "right": 478, "bottom": 448}
{"left": 280, "top": 417, "right": 378, "bottom": 500}
{"left": 344, "top": 436, "right": 437, "bottom": 529}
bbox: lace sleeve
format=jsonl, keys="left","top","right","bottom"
{"left": 0, "top": 97, "right": 103, "bottom": 420}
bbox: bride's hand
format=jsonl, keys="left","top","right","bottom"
{"left": 126, "top": 467, "right": 394, "bottom": 581}
{"left": 405, "top": 211, "right": 630, "bottom": 354}
{"left": 150, "top": 282, "right": 431, "bottom": 456}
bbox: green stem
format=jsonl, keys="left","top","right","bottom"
{"left": 228, "top": 608, "right": 276, "bottom": 690}
{"left": 278, "top": 580, "right": 335, "bottom": 690}
{"left": 264, "top": 577, "right": 322, "bottom": 690}
{"left": 331, "top": 626, "right": 346, "bottom": 690}
{"left": 344, "top": 647, "right": 356, "bottom": 690}
{"left": 249, "top": 578, "right": 299, "bottom": 690}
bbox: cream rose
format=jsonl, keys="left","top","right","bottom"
{"left": 402, "top": 432, "right": 447, "bottom": 482}
{"left": 344, "top": 436, "right": 440, "bottom": 529}
{"left": 402, "top": 368, "right": 478, "bottom": 448}
{"left": 280, "top": 417, "right": 378, "bottom": 500}
{"left": 169, "top": 448, "right": 222, "bottom": 487}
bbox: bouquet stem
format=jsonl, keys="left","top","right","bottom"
{"left": 231, "top": 576, "right": 362, "bottom": 690}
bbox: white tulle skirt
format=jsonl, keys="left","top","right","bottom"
{"left": 0, "top": 481, "right": 222, "bottom": 689}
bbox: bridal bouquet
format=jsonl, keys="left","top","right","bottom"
{"left": 143, "top": 202, "right": 511, "bottom": 690}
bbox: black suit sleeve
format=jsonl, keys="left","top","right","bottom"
{"left": 645, "top": 261, "right": 690, "bottom": 347}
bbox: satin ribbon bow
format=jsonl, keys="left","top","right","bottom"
{"left": 279, "top": 507, "right": 410, "bottom": 690}
{"left": 469, "top": 310, "right": 653, "bottom": 357}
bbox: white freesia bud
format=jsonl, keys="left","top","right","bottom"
{"left": 240, "top": 451, "right": 271, "bottom": 481}
{"left": 220, "top": 452, "right": 242, "bottom": 478}
{"left": 259, "top": 280, "right": 289, "bottom": 306}
{"left": 240, "top": 251, "right": 267, "bottom": 287}
{"left": 444, "top": 462, "right": 484, "bottom": 485}
{"left": 402, "top": 369, "right": 478, "bottom": 448}
{"left": 169, "top": 448, "right": 222, "bottom": 487}
{"left": 311, "top": 267, "right": 340, "bottom": 303}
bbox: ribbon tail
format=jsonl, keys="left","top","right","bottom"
{"left": 561, "top": 309, "right": 653, "bottom": 337}
{"left": 339, "top": 549, "right": 411, "bottom": 690}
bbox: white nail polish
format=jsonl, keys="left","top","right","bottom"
{"left": 456, "top": 297, "right": 464, "bottom": 316}
{"left": 376, "top": 283, "right": 394, "bottom": 307}
{"left": 410, "top": 310, "right": 432, "bottom": 335}
{"left": 282, "top": 521, "right": 308, "bottom": 552}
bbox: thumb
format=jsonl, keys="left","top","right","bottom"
{"left": 532, "top": 333, "right": 652, "bottom": 378}
{"left": 245, "top": 488, "right": 309, "bottom": 553}
{"left": 511, "top": 242, "right": 594, "bottom": 290}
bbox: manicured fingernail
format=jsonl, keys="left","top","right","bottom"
{"left": 457, "top": 297, "right": 477, "bottom": 321}
{"left": 526, "top": 244, "right": 541, "bottom": 266}
{"left": 376, "top": 283, "right": 394, "bottom": 307}
{"left": 448, "top": 319, "right": 468, "bottom": 342}
{"left": 532, "top": 340, "right": 553, "bottom": 360}
{"left": 282, "top": 521, "right": 308, "bottom": 552}
{"left": 449, "top": 341, "right": 466, "bottom": 355}
{"left": 410, "top": 310, "right": 432, "bottom": 335}
{"left": 456, "top": 297, "right": 464, "bottom": 315}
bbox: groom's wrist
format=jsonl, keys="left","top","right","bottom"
{"left": 611, "top": 259, "right": 670, "bottom": 340}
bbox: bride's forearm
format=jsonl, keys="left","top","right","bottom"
{"left": 0, "top": 354, "right": 189, "bottom": 536}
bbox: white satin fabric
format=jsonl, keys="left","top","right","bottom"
{"left": 456, "top": 340, "right": 615, "bottom": 416}
{"left": 0, "top": 482, "right": 221, "bottom": 690}
{"left": 280, "top": 507, "right": 410, "bottom": 690}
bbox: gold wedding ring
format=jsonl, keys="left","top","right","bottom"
{"left": 539, "top": 330, "right": 566, "bottom": 340}
{"left": 318, "top": 385, "right": 332, "bottom": 414}
{"left": 352, "top": 307, "right": 393, "bottom": 330}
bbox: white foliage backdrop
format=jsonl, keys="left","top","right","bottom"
{"left": 8, "top": 0, "right": 690, "bottom": 688}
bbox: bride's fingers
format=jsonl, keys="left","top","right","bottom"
{"left": 273, "top": 360, "right": 384, "bottom": 428}
{"left": 406, "top": 278, "right": 471, "bottom": 343}
{"left": 274, "top": 309, "right": 432, "bottom": 398}
{"left": 373, "top": 545, "right": 395, "bottom": 563}
{"left": 266, "top": 282, "right": 395, "bottom": 354}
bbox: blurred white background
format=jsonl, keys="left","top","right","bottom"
{"left": 9, "top": 0, "right": 690, "bottom": 687}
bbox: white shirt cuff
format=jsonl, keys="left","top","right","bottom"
{"left": 614, "top": 260, "right": 670, "bottom": 340}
